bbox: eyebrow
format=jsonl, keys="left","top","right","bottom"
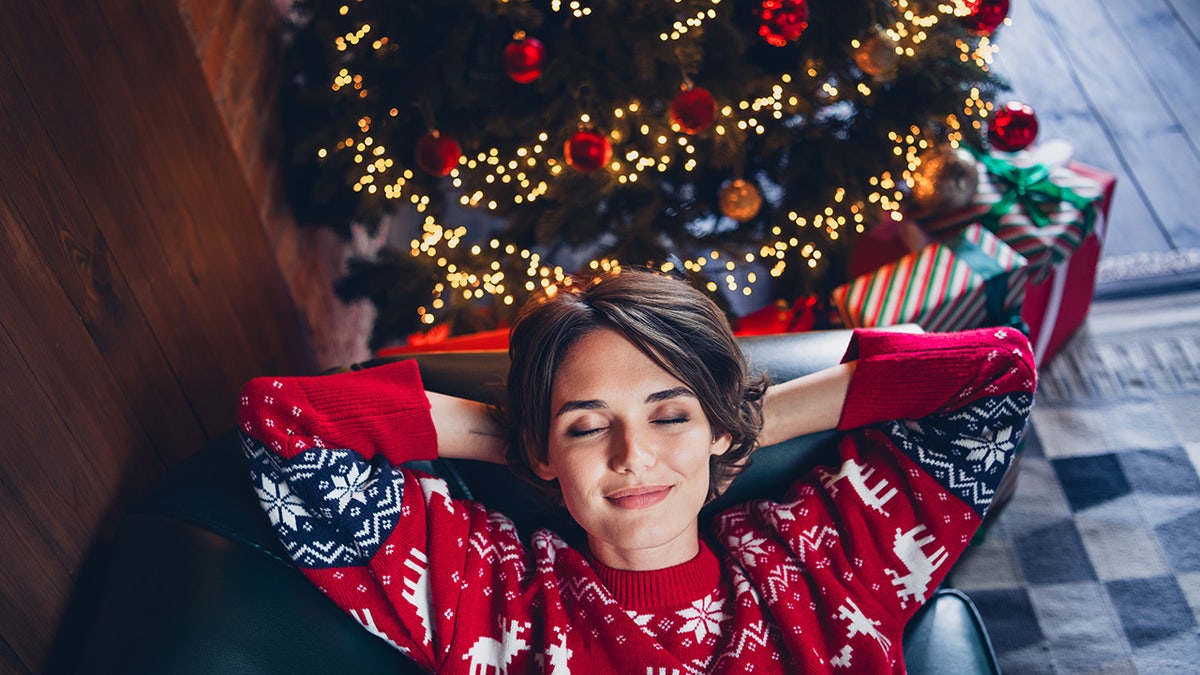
{"left": 554, "top": 386, "right": 695, "bottom": 417}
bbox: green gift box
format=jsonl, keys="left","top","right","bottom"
{"left": 832, "top": 223, "right": 1029, "bottom": 333}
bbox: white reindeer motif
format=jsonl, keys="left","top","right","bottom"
{"left": 462, "top": 617, "right": 531, "bottom": 674}
{"left": 534, "top": 628, "right": 573, "bottom": 674}
{"left": 818, "top": 459, "right": 897, "bottom": 515}
{"left": 400, "top": 549, "right": 432, "bottom": 646}
{"left": 884, "top": 524, "right": 949, "bottom": 608}
{"left": 836, "top": 597, "right": 892, "bottom": 655}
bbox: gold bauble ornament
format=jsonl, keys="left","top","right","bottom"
{"left": 910, "top": 145, "right": 979, "bottom": 216}
{"left": 718, "top": 179, "right": 762, "bottom": 222}
{"left": 853, "top": 27, "right": 901, "bottom": 79}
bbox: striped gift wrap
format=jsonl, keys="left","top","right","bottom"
{"left": 972, "top": 158, "right": 1102, "bottom": 282}
{"left": 832, "top": 223, "right": 1029, "bottom": 333}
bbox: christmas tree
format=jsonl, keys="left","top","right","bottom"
{"left": 279, "top": 0, "right": 1011, "bottom": 347}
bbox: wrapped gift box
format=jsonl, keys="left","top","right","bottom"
{"left": 1021, "top": 161, "right": 1115, "bottom": 363}
{"left": 848, "top": 142, "right": 1115, "bottom": 364}
{"left": 920, "top": 140, "right": 1105, "bottom": 283}
{"left": 833, "top": 223, "right": 1029, "bottom": 333}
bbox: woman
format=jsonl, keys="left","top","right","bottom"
{"left": 239, "top": 268, "right": 1035, "bottom": 673}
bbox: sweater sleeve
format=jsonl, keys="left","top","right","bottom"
{"left": 237, "top": 361, "right": 530, "bottom": 671}
{"left": 717, "top": 327, "right": 1036, "bottom": 670}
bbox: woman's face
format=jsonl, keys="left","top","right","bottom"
{"left": 533, "top": 327, "right": 731, "bottom": 571}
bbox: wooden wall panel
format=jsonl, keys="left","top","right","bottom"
{"left": 0, "top": 0, "right": 314, "bottom": 670}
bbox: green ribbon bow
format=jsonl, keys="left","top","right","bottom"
{"left": 970, "top": 146, "right": 1097, "bottom": 238}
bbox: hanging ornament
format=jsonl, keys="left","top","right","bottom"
{"left": 670, "top": 86, "right": 717, "bottom": 135}
{"left": 988, "top": 101, "right": 1039, "bottom": 152}
{"left": 910, "top": 145, "right": 980, "bottom": 216}
{"left": 961, "top": 0, "right": 1010, "bottom": 36}
{"left": 504, "top": 34, "right": 545, "bottom": 84}
{"left": 415, "top": 131, "right": 462, "bottom": 177}
{"left": 758, "top": 0, "right": 809, "bottom": 47}
{"left": 564, "top": 129, "right": 612, "bottom": 172}
{"left": 718, "top": 179, "right": 763, "bottom": 222}
{"left": 853, "top": 27, "right": 901, "bottom": 80}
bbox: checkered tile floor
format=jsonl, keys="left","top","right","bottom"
{"left": 947, "top": 290, "right": 1200, "bottom": 674}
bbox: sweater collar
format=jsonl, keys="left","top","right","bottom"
{"left": 588, "top": 539, "right": 721, "bottom": 612}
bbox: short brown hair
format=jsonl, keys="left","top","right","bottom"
{"left": 504, "top": 268, "right": 768, "bottom": 501}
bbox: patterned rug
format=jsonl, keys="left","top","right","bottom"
{"left": 947, "top": 282, "right": 1200, "bottom": 673}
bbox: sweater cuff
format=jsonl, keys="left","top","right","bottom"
{"left": 836, "top": 329, "right": 978, "bottom": 430}
{"left": 298, "top": 360, "right": 438, "bottom": 463}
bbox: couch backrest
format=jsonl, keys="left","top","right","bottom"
{"left": 363, "top": 329, "right": 855, "bottom": 540}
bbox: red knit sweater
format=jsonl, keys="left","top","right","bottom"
{"left": 238, "top": 328, "right": 1035, "bottom": 673}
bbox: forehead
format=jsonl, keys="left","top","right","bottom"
{"left": 551, "top": 328, "right": 685, "bottom": 401}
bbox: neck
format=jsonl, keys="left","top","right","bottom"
{"left": 586, "top": 524, "right": 701, "bottom": 571}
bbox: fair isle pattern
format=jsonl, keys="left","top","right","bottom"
{"left": 242, "top": 433, "right": 404, "bottom": 567}
{"left": 832, "top": 223, "right": 1028, "bottom": 333}
{"left": 883, "top": 391, "right": 1033, "bottom": 517}
{"left": 625, "top": 591, "right": 732, "bottom": 675}
{"left": 973, "top": 157, "right": 1102, "bottom": 282}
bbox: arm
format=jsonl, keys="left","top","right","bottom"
{"left": 238, "top": 360, "right": 528, "bottom": 670}
{"left": 426, "top": 391, "right": 507, "bottom": 464}
{"left": 722, "top": 327, "right": 1036, "bottom": 648}
{"left": 757, "top": 361, "right": 856, "bottom": 448}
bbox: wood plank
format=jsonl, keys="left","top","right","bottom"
{"left": 0, "top": 0, "right": 313, "bottom": 440}
{"left": 1032, "top": 0, "right": 1200, "bottom": 250}
{"left": 1100, "top": 1, "right": 1200, "bottom": 157}
{"left": 1166, "top": 0, "right": 1200, "bottom": 43}
{"left": 95, "top": 0, "right": 311, "bottom": 378}
{"left": 0, "top": 633, "right": 33, "bottom": 675}
{"left": 991, "top": 0, "right": 1170, "bottom": 258}
{"left": 0, "top": 48, "right": 208, "bottom": 466}
{"left": 0, "top": 327, "right": 87, "bottom": 672}
{"left": 0, "top": 185, "right": 161, "bottom": 563}
{"left": 0, "top": 3, "right": 250, "bottom": 440}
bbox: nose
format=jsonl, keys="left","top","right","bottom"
{"left": 609, "top": 423, "right": 655, "bottom": 474}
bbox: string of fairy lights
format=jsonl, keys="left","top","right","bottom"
{"left": 319, "top": 0, "right": 1007, "bottom": 327}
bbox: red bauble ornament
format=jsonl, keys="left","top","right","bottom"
{"left": 564, "top": 129, "right": 612, "bottom": 172}
{"left": 670, "top": 86, "right": 717, "bottom": 135}
{"left": 758, "top": 0, "right": 809, "bottom": 47}
{"left": 988, "top": 101, "right": 1039, "bottom": 152}
{"left": 415, "top": 132, "right": 462, "bottom": 176}
{"left": 961, "top": 0, "right": 1010, "bottom": 35}
{"left": 504, "top": 36, "right": 545, "bottom": 84}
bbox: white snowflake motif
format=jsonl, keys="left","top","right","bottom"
{"left": 956, "top": 424, "right": 1016, "bottom": 472}
{"left": 625, "top": 610, "right": 654, "bottom": 628}
{"left": 728, "top": 531, "right": 770, "bottom": 567}
{"left": 291, "top": 405, "right": 303, "bottom": 416}
{"left": 677, "top": 594, "right": 728, "bottom": 644}
{"left": 327, "top": 463, "right": 376, "bottom": 513}
{"left": 257, "top": 475, "right": 306, "bottom": 531}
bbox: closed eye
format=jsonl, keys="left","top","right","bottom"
{"left": 567, "top": 426, "right": 605, "bottom": 438}
{"left": 653, "top": 417, "right": 690, "bottom": 426}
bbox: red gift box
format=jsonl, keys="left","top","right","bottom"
{"left": 1021, "top": 161, "right": 1115, "bottom": 364}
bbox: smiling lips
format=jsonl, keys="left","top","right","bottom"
{"left": 605, "top": 485, "right": 672, "bottom": 509}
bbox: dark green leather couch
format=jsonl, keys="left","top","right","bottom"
{"left": 71, "top": 329, "right": 1001, "bottom": 674}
